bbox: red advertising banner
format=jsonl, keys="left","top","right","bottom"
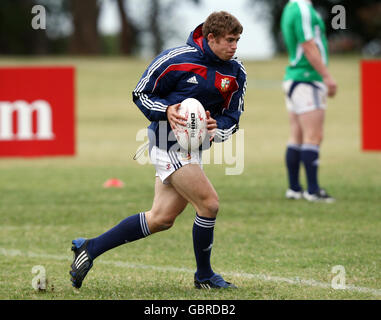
{"left": 0, "top": 67, "right": 75, "bottom": 157}
{"left": 361, "top": 60, "right": 381, "bottom": 151}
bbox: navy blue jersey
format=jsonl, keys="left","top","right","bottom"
{"left": 133, "top": 24, "right": 247, "bottom": 151}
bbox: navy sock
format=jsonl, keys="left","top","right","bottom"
{"left": 285, "top": 144, "right": 302, "bottom": 191}
{"left": 192, "top": 213, "right": 215, "bottom": 280}
{"left": 301, "top": 144, "right": 320, "bottom": 194}
{"left": 87, "top": 212, "right": 151, "bottom": 260}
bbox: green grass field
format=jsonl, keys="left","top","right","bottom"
{"left": 0, "top": 55, "right": 380, "bottom": 300}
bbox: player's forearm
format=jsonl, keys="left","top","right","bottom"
{"left": 302, "top": 40, "right": 337, "bottom": 97}
{"left": 302, "top": 40, "right": 331, "bottom": 79}
{"left": 132, "top": 92, "right": 168, "bottom": 122}
{"left": 213, "top": 111, "right": 240, "bottom": 142}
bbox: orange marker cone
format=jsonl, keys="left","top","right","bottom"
{"left": 103, "top": 178, "right": 124, "bottom": 188}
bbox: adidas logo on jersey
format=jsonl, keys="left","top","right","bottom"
{"left": 187, "top": 76, "right": 198, "bottom": 84}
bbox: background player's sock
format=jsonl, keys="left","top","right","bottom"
{"left": 87, "top": 212, "right": 150, "bottom": 260}
{"left": 192, "top": 213, "right": 215, "bottom": 280}
{"left": 301, "top": 144, "right": 320, "bottom": 194}
{"left": 286, "top": 143, "right": 302, "bottom": 191}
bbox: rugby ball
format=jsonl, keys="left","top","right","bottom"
{"left": 175, "top": 98, "right": 207, "bottom": 152}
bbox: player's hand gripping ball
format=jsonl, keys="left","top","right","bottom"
{"left": 175, "top": 98, "right": 207, "bottom": 152}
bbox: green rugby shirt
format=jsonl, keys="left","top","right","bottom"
{"left": 281, "top": 0, "right": 328, "bottom": 82}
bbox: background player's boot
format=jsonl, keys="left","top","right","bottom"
{"left": 194, "top": 273, "right": 237, "bottom": 289}
{"left": 285, "top": 188, "right": 303, "bottom": 200}
{"left": 69, "top": 238, "right": 93, "bottom": 288}
{"left": 303, "top": 188, "right": 335, "bottom": 203}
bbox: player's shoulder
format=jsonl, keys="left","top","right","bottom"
{"left": 157, "top": 45, "right": 199, "bottom": 62}
{"left": 282, "top": 1, "right": 302, "bottom": 16}
{"left": 231, "top": 58, "right": 247, "bottom": 78}
{"left": 286, "top": 0, "right": 314, "bottom": 16}
{"left": 147, "top": 45, "right": 200, "bottom": 72}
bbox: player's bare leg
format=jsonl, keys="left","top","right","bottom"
{"left": 145, "top": 177, "right": 188, "bottom": 233}
{"left": 168, "top": 164, "right": 219, "bottom": 219}
{"left": 299, "top": 109, "right": 324, "bottom": 146}
{"left": 288, "top": 111, "right": 303, "bottom": 145}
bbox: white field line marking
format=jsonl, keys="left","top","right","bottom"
{"left": 1, "top": 247, "right": 380, "bottom": 297}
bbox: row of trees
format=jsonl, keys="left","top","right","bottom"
{"left": 0, "top": 0, "right": 380, "bottom": 56}
{"left": 0, "top": 0, "right": 200, "bottom": 55}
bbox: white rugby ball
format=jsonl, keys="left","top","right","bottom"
{"left": 175, "top": 98, "right": 207, "bottom": 152}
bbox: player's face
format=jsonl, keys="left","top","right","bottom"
{"left": 207, "top": 33, "right": 240, "bottom": 61}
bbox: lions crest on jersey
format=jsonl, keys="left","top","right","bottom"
{"left": 214, "top": 72, "right": 239, "bottom": 108}
{"left": 220, "top": 78, "right": 231, "bottom": 92}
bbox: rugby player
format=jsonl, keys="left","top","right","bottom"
{"left": 281, "top": 0, "right": 337, "bottom": 202}
{"left": 70, "top": 11, "right": 246, "bottom": 290}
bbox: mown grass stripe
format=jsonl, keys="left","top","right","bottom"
{"left": 1, "top": 247, "right": 380, "bottom": 297}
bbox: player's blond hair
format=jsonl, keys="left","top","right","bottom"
{"left": 202, "top": 11, "right": 243, "bottom": 39}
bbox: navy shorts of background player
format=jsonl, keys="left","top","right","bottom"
{"left": 133, "top": 23, "right": 247, "bottom": 150}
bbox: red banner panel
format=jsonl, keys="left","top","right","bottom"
{"left": 0, "top": 67, "right": 75, "bottom": 157}
{"left": 361, "top": 60, "right": 381, "bottom": 151}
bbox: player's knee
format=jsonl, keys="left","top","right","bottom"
{"left": 200, "top": 196, "right": 219, "bottom": 218}
{"left": 157, "top": 217, "right": 175, "bottom": 231}
{"left": 153, "top": 214, "right": 176, "bottom": 231}
{"left": 318, "top": 133, "right": 324, "bottom": 144}
{"left": 304, "top": 132, "right": 323, "bottom": 146}
{"left": 146, "top": 211, "right": 176, "bottom": 233}
{"left": 314, "top": 135, "right": 323, "bottom": 145}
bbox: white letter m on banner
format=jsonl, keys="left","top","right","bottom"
{"left": 0, "top": 100, "right": 55, "bottom": 140}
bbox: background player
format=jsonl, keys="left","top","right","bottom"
{"left": 281, "top": 0, "right": 337, "bottom": 202}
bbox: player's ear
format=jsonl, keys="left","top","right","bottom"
{"left": 207, "top": 33, "right": 215, "bottom": 43}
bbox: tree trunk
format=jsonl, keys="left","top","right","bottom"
{"left": 149, "top": 0, "right": 163, "bottom": 55}
{"left": 116, "top": 0, "right": 136, "bottom": 55}
{"left": 69, "top": 0, "right": 100, "bottom": 54}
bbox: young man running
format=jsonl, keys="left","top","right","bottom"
{"left": 70, "top": 11, "right": 246, "bottom": 289}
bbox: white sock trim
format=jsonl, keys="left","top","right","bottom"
{"left": 194, "top": 215, "right": 216, "bottom": 228}
{"left": 139, "top": 212, "right": 151, "bottom": 237}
